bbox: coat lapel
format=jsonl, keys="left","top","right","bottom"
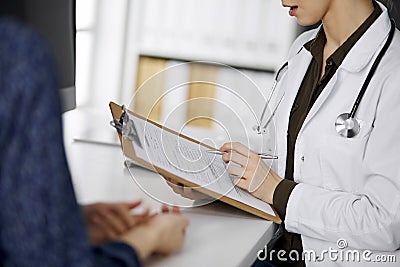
{"left": 299, "top": 4, "right": 391, "bottom": 134}
{"left": 301, "top": 73, "right": 338, "bottom": 130}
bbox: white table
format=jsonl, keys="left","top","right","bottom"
{"left": 63, "top": 109, "right": 275, "bottom": 267}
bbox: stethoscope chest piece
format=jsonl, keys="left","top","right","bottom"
{"left": 335, "top": 113, "right": 360, "bottom": 138}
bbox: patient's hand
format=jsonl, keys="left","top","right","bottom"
{"left": 82, "top": 201, "right": 150, "bottom": 244}
{"left": 121, "top": 205, "right": 189, "bottom": 259}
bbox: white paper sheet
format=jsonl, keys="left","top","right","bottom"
{"left": 125, "top": 113, "right": 275, "bottom": 216}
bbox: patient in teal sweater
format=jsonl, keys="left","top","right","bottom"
{"left": 0, "top": 17, "right": 188, "bottom": 267}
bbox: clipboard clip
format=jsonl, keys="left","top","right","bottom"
{"left": 110, "top": 105, "right": 143, "bottom": 148}
{"left": 110, "top": 105, "right": 128, "bottom": 134}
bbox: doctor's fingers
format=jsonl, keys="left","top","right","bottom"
{"left": 220, "top": 142, "right": 255, "bottom": 158}
{"left": 234, "top": 178, "right": 264, "bottom": 195}
{"left": 233, "top": 177, "right": 251, "bottom": 192}
{"left": 227, "top": 164, "right": 246, "bottom": 177}
{"left": 227, "top": 163, "right": 261, "bottom": 178}
{"left": 222, "top": 151, "right": 250, "bottom": 166}
{"left": 166, "top": 180, "right": 185, "bottom": 195}
{"left": 166, "top": 180, "right": 199, "bottom": 200}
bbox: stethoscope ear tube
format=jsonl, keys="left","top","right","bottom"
{"left": 255, "top": 62, "right": 289, "bottom": 134}
{"left": 258, "top": 62, "right": 289, "bottom": 127}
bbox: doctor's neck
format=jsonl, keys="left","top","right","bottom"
{"left": 322, "top": 0, "right": 375, "bottom": 48}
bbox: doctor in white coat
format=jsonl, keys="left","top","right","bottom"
{"left": 220, "top": 0, "right": 400, "bottom": 266}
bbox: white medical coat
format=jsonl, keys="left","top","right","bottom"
{"left": 272, "top": 3, "right": 400, "bottom": 266}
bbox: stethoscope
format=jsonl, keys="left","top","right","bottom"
{"left": 255, "top": 19, "right": 396, "bottom": 138}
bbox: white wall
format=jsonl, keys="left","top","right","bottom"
{"left": 76, "top": 0, "right": 297, "bottom": 111}
{"left": 74, "top": 0, "right": 297, "bottom": 148}
{"left": 136, "top": 0, "right": 295, "bottom": 70}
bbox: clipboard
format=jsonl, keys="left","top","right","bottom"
{"left": 109, "top": 101, "right": 281, "bottom": 223}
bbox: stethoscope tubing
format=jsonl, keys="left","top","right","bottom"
{"left": 349, "top": 19, "right": 396, "bottom": 118}
{"left": 259, "top": 62, "right": 288, "bottom": 127}
{"left": 256, "top": 62, "right": 289, "bottom": 133}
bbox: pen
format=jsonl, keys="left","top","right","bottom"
{"left": 207, "top": 150, "right": 278, "bottom": 160}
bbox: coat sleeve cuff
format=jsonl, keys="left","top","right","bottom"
{"left": 273, "top": 179, "right": 298, "bottom": 221}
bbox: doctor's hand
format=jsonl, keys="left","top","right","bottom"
{"left": 164, "top": 177, "right": 214, "bottom": 201}
{"left": 220, "top": 142, "right": 283, "bottom": 204}
{"left": 82, "top": 201, "right": 151, "bottom": 244}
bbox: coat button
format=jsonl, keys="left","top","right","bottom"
{"left": 301, "top": 156, "right": 305, "bottom": 162}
